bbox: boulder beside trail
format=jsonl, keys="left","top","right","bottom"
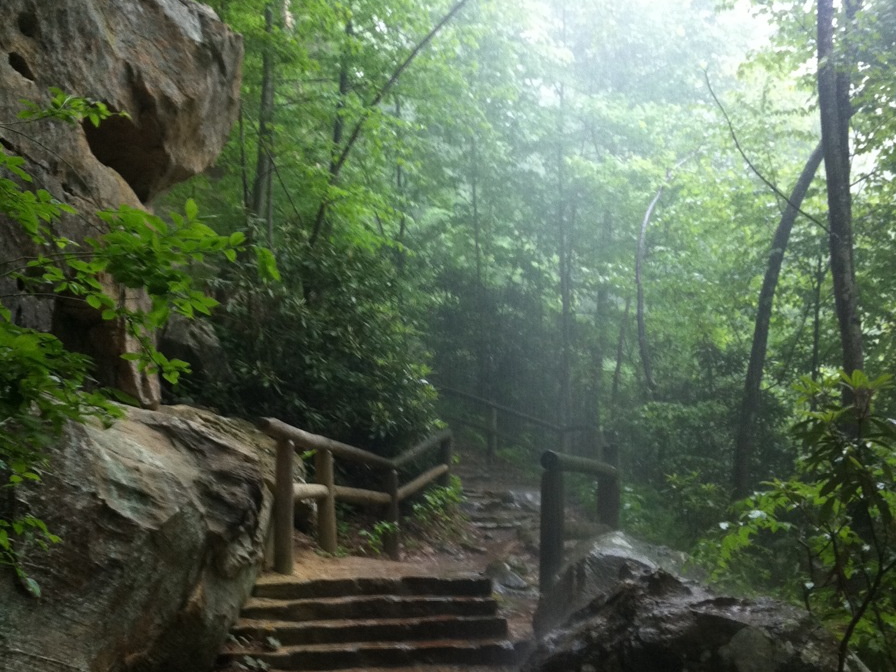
{"left": 0, "top": 405, "right": 276, "bottom": 672}
{"left": 525, "top": 531, "right": 867, "bottom": 672}
{"left": 533, "top": 530, "right": 691, "bottom": 638}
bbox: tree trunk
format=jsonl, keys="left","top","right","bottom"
{"left": 394, "top": 95, "right": 408, "bottom": 275}
{"left": 635, "top": 186, "right": 662, "bottom": 396}
{"left": 732, "top": 142, "right": 824, "bottom": 499}
{"left": 556, "top": 4, "right": 572, "bottom": 450}
{"left": 251, "top": 4, "right": 277, "bottom": 246}
{"left": 810, "top": 249, "right": 826, "bottom": 384}
{"left": 593, "top": 283, "right": 608, "bottom": 444}
{"left": 611, "top": 295, "right": 631, "bottom": 408}
{"left": 470, "top": 136, "right": 491, "bottom": 401}
{"left": 329, "top": 20, "right": 353, "bottom": 177}
{"left": 817, "top": 0, "right": 863, "bottom": 379}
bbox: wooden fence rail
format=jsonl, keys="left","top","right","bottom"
{"left": 539, "top": 445, "right": 620, "bottom": 592}
{"left": 439, "top": 386, "right": 598, "bottom": 463}
{"left": 260, "top": 417, "right": 453, "bottom": 574}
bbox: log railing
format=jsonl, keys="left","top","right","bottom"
{"left": 439, "top": 386, "right": 596, "bottom": 464}
{"left": 261, "top": 417, "right": 453, "bottom": 574}
{"left": 539, "top": 445, "right": 620, "bottom": 592}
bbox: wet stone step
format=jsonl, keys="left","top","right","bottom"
{"left": 232, "top": 614, "right": 508, "bottom": 646}
{"left": 254, "top": 575, "right": 492, "bottom": 600}
{"left": 290, "top": 666, "right": 519, "bottom": 672}
{"left": 220, "top": 638, "right": 518, "bottom": 671}
{"left": 242, "top": 594, "right": 500, "bottom": 622}
{"left": 470, "top": 520, "right": 524, "bottom": 530}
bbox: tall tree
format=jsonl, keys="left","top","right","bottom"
{"left": 732, "top": 142, "right": 824, "bottom": 498}
{"left": 817, "top": 0, "right": 863, "bottom": 378}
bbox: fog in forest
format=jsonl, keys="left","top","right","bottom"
{"left": 3, "top": 0, "right": 896, "bottom": 667}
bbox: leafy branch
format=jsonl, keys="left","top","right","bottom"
{"left": 309, "top": 0, "right": 472, "bottom": 246}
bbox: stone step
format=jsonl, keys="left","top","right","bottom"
{"left": 242, "top": 594, "right": 500, "bottom": 622}
{"left": 470, "top": 520, "right": 524, "bottom": 530}
{"left": 253, "top": 575, "right": 493, "bottom": 600}
{"left": 220, "top": 638, "right": 518, "bottom": 670}
{"left": 281, "top": 667, "right": 518, "bottom": 672}
{"left": 232, "top": 614, "right": 508, "bottom": 646}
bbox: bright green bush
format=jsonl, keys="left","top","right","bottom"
{"left": 702, "top": 371, "right": 896, "bottom": 672}
{"left": 202, "top": 225, "right": 438, "bottom": 455}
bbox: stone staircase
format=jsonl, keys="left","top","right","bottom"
{"left": 217, "top": 574, "right": 520, "bottom": 671}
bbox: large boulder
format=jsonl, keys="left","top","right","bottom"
{"left": 0, "top": 405, "right": 275, "bottom": 672}
{"left": 0, "top": 0, "right": 242, "bottom": 406}
{"left": 534, "top": 530, "right": 691, "bottom": 638}
{"left": 525, "top": 533, "right": 868, "bottom": 672}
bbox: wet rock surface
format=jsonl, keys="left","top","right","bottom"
{"left": 534, "top": 530, "right": 691, "bottom": 637}
{"left": 525, "top": 534, "right": 865, "bottom": 672}
{"left": 0, "top": 405, "right": 273, "bottom": 672}
{"left": 0, "top": 0, "right": 242, "bottom": 406}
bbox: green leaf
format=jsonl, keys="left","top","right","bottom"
{"left": 23, "top": 577, "right": 41, "bottom": 598}
{"left": 255, "top": 246, "right": 281, "bottom": 282}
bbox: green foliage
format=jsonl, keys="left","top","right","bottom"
{"left": 237, "top": 655, "right": 271, "bottom": 672}
{"left": 703, "top": 371, "right": 896, "bottom": 671}
{"left": 205, "top": 227, "right": 438, "bottom": 453}
{"left": 17, "top": 86, "right": 130, "bottom": 128}
{"left": 410, "top": 475, "right": 463, "bottom": 526}
{"left": 0, "top": 92, "right": 242, "bottom": 591}
{"left": 358, "top": 519, "right": 399, "bottom": 556}
{"left": 404, "top": 475, "right": 467, "bottom": 548}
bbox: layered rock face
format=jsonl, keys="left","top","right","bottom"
{"left": 525, "top": 532, "right": 868, "bottom": 672}
{"left": 0, "top": 405, "right": 274, "bottom": 672}
{"left": 0, "top": 2, "right": 266, "bottom": 670}
{"left": 0, "top": 0, "right": 242, "bottom": 406}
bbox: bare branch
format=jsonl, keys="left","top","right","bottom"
{"left": 703, "top": 70, "right": 827, "bottom": 232}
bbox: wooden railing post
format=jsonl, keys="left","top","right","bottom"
{"left": 487, "top": 405, "right": 498, "bottom": 465}
{"left": 261, "top": 418, "right": 455, "bottom": 563}
{"left": 438, "top": 435, "right": 453, "bottom": 487}
{"left": 316, "top": 448, "right": 337, "bottom": 554}
{"left": 539, "top": 455, "right": 565, "bottom": 593}
{"left": 597, "top": 444, "right": 620, "bottom": 529}
{"left": 385, "top": 468, "right": 400, "bottom": 560}
{"left": 274, "top": 439, "right": 295, "bottom": 574}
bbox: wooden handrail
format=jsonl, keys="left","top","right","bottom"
{"left": 261, "top": 417, "right": 454, "bottom": 571}
{"left": 262, "top": 417, "right": 394, "bottom": 468}
{"left": 438, "top": 386, "right": 599, "bottom": 464}
{"left": 540, "top": 450, "right": 617, "bottom": 478}
{"left": 539, "top": 445, "right": 620, "bottom": 592}
{"left": 439, "top": 386, "right": 565, "bottom": 432}
{"left": 392, "top": 428, "right": 452, "bottom": 468}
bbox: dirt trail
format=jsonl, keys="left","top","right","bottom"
{"left": 282, "top": 447, "right": 543, "bottom": 644}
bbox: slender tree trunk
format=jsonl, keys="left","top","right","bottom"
{"left": 811, "top": 249, "right": 826, "bottom": 383}
{"left": 470, "top": 136, "right": 490, "bottom": 401}
{"left": 251, "top": 4, "right": 278, "bottom": 247}
{"left": 817, "top": 0, "right": 863, "bottom": 379}
{"left": 592, "top": 214, "right": 612, "bottom": 451}
{"left": 555, "top": 3, "right": 572, "bottom": 451}
{"left": 394, "top": 95, "right": 408, "bottom": 275}
{"left": 732, "top": 142, "right": 824, "bottom": 499}
{"left": 611, "top": 295, "right": 631, "bottom": 408}
{"left": 635, "top": 187, "right": 662, "bottom": 396}
{"left": 329, "top": 20, "right": 353, "bottom": 177}
{"left": 238, "top": 103, "right": 250, "bottom": 219}
{"left": 633, "top": 156, "right": 691, "bottom": 398}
